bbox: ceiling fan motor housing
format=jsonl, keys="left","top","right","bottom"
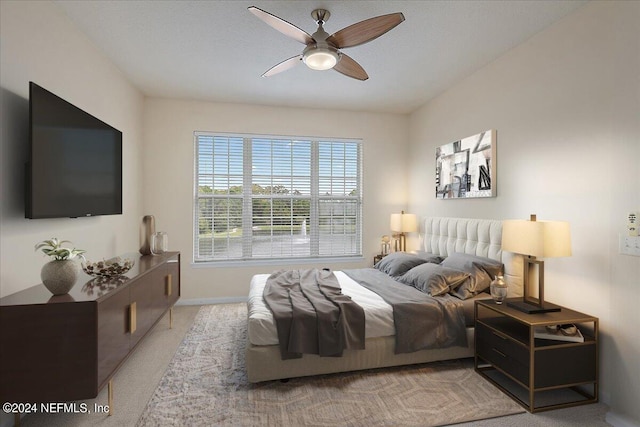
{"left": 303, "top": 13, "right": 341, "bottom": 71}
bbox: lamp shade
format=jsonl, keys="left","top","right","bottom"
{"left": 390, "top": 212, "right": 418, "bottom": 233}
{"left": 502, "top": 218, "right": 571, "bottom": 258}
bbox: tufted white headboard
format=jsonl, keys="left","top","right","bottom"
{"left": 422, "top": 217, "right": 523, "bottom": 297}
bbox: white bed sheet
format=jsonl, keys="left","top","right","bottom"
{"left": 247, "top": 271, "right": 395, "bottom": 346}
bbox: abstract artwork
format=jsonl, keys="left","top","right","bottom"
{"left": 435, "top": 129, "right": 496, "bottom": 199}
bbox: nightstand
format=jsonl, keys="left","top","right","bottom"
{"left": 474, "top": 298, "right": 598, "bottom": 413}
{"left": 373, "top": 254, "right": 385, "bottom": 266}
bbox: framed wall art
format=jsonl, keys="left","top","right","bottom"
{"left": 435, "top": 129, "right": 496, "bottom": 199}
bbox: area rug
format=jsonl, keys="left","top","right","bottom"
{"left": 137, "top": 303, "right": 524, "bottom": 426}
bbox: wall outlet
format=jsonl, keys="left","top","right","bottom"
{"left": 619, "top": 235, "right": 640, "bottom": 257}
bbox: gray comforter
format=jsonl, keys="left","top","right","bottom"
{"left": 343, "top": 268, "right": 467, "bottom": 354}
{"left": 264, "top": 269, "right": 365, "bottom": 360}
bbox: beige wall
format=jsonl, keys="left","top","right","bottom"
{"left": 407, "top": 1, "right": 639, "bottom": 425}
{"left": 0, "top": 1, "right": 144, "bottom": 297}
{"left": 142, "top": 98, "right": 409, "bottom": 301}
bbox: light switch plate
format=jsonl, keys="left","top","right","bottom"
{"left": 619, "top": 235, "right": 640, "bottom": 256}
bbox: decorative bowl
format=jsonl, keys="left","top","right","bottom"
{"left": 82, "top": 257, "right": 135, "bottom": 278}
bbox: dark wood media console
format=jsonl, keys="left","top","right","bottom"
{"left": 0, "top": 252, "right": 180, "bottom": 405}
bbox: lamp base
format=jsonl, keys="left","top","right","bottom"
{"left": 507, "top": 299, "right": 561, "bottom": 314}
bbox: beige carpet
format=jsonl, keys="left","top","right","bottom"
{"left": 137, "top": 303, "right": 525, "bottom": 427}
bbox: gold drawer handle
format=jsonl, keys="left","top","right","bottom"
{"left": 492, "top": 348, "right": 507, "bottom": 358}
{"left": 492, "top": 331, "right": 508, "bottom": 340}
{"left": 129, "top": 302, "right": 137, "bottom": 334}
{"left": 166, "top": 274, "right": 172, "bottom": 297}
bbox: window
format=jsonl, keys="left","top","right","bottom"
{"left": 194, "top": 132, "right": 362, "bottom": 263}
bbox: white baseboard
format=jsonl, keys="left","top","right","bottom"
{"left": 176, "top": 296, "right": 247, "bottom": 306}
{"left": 606, "top": 411, "right": 640, "bottom": 427}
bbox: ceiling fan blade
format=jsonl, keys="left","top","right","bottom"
{"left": 327, "top": 13, "right": 405, "bottom": 49}
{"left": 262, "top": 55, "right": 303, "bottom": 77}
{"left": 248, "top": 6, "right": 314, "bottom": 45}
{"left": 333, "top": 54, "right": 368, "bottom": 81}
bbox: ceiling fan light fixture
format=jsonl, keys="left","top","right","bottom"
{"left": 303, "top": 46, "right": 340, "bottom": 71}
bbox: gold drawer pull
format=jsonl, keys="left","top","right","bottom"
{"left": 492, "top": 331, "right": 508, "bottom": 340}
{"left": 129, "top": 302, "right": 137, "bottom": 334}
{"left": 166, "top": 274, "right": 172, "bottom": 296}
{"left": 492, "top": 348, "right": 507, "bottom": 358}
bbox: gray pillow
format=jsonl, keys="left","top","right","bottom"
{"left": 374, "top": 252, "right": 428, "bottom": 277}
{"left": 410, "top": 250, "right": 444, "bottom": 264}
{"left": 440, "top": 252, "right": 504, "bottom": 299}
{"left": 400, "top": 263, "right": 471, "bottom": 296}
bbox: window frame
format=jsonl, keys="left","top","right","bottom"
{"left": 193, "top": 132, "right": 363, "bottom": 265}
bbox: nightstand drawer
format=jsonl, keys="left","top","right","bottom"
{"left": 477, "top": 323, "right": 529, "bottom": 385}
{"left": 535, "top": 344, "right": 597, "bottom": 388}
{"left": 477, "top": 322, "right": 529, "bottom": 365}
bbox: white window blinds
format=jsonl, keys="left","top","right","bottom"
{"left": 194, "top": 133, "right": 362, "bottom": 262}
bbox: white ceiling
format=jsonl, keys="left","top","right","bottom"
{"left": 55, "top": 0, "right": 587, "bottom": 114}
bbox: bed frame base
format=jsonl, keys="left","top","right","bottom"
{"left": 246, "top": 328, "right": 474, "bottom": 383}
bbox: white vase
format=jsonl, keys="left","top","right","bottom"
{"left": 41, "top": 259, "right": 80, "bottom": 295}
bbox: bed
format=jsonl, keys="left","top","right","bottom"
{"left": 245, "top": 217, "right": 524, "bottom": 383}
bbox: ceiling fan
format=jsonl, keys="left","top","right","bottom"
{"left": 248, "top": 6, "right": 405, "bottom": 81}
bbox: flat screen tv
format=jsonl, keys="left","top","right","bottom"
{"left": 26, "top": 82, "right": 122, "bottom": 219}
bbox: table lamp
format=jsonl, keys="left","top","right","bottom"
{"left": 502, "top": 214, "right": 572, "bottom": 313}
{"left": 390, "top": 211, "right": 417, "bottom": 252}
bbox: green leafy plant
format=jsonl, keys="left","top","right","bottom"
{"left": 35, "top": 238, "right": 86, "bottom": 261}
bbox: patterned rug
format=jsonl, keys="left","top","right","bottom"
{"left": 137, "top": 303, "right": 524, "bottom": 426}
